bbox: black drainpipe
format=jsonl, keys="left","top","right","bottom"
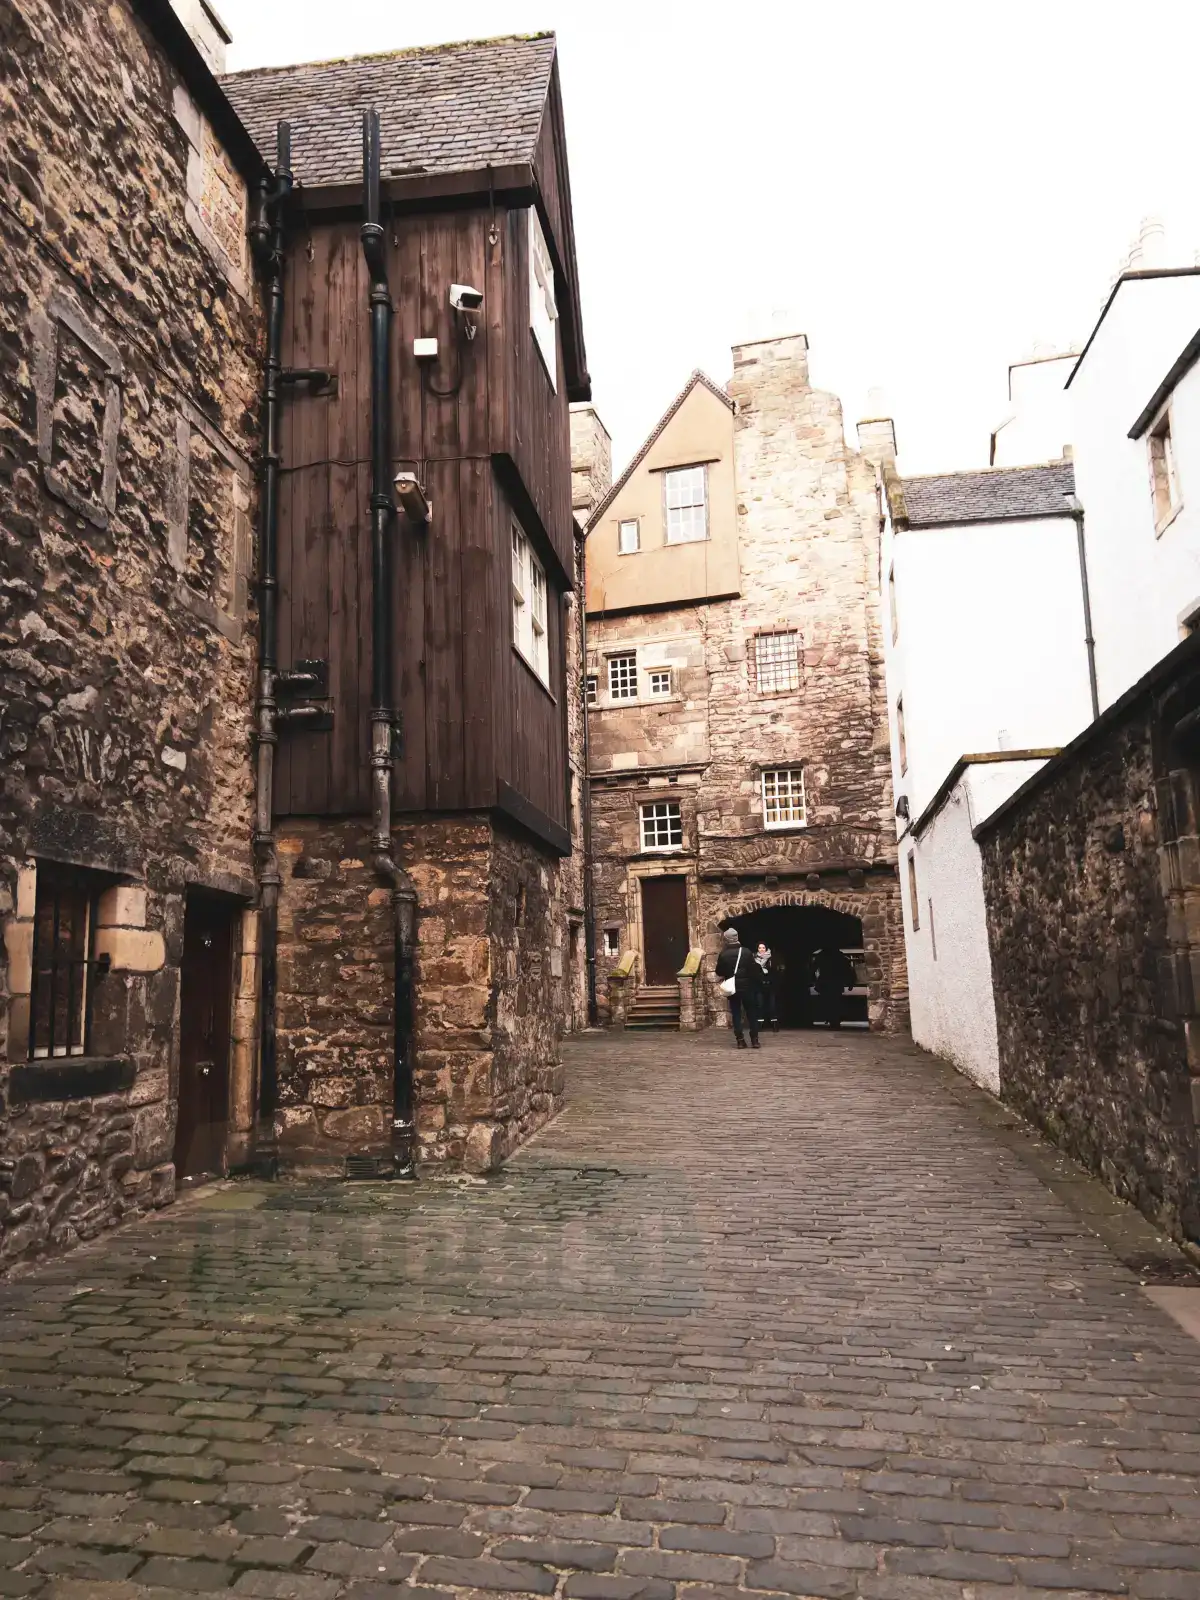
{"left": 578, "top": 524, "right": 598, "bottom": 1025}
{"left": 248, "top": 121, "right": 292, "bottom": 1167}
{"left": 361, "top": 109, "right": 418, "bottom": 1176}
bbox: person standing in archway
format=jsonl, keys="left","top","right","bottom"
{"left": 753, "top": 941, "right": 778, "bottom": 1032}
{"left": 716, "top": 927, "right": 759, "bottom": 1048}
{"left": 814, "top": 945, "right": 855, "bottom": 1029}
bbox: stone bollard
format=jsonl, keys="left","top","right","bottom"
{"left": 677, "top": 949, "right": 704, "bottom": 1030}
{"left": 607, "top": 951, "right": 636, "bottom": 1028}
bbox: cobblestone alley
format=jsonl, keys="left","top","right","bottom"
{"left": 1, "top": 1030, "right": 1199, "bottom": 1600}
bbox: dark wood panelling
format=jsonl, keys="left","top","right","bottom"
{"left": 275, "top": 204, "right": 570, "bottom": 838}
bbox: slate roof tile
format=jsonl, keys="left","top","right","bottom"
{"left": 221, "top": 34, "right": 556, "bottom": 188}
{"left": 900, "top": 461, "right": 1076, "bottom": 526}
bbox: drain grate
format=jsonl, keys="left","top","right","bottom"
{"left": 344, "top": 1152, "right": 397, "bottom": 1181}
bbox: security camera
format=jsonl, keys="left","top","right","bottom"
{"left": 449, "top": 284, "right": 483, "bottom": 312}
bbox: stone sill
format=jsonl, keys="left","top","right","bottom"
{"left": 7, "top": 1057, "right": 135, "bottom": 1107}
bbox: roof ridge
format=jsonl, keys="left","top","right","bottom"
{"left": 220, "top": 31, "right": 554, "bottom": 81}
{"left": 586, "top": 369, "right": 732, "bottom": 530}
{"left": 901, "top": 460, "right": 1071, "bottom": 484}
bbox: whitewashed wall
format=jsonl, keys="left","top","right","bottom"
{"left": 883, "top": 513, "right": 1093, "bottom": 822}
{"left": 992, "top": 355, "right": 1076, "bottom": 467}
{"left": 1070, "top": 273, "right": 1200, "bottom": 707}
{"left": 903, "top": 758, "right": 1047, "bottom": 1091}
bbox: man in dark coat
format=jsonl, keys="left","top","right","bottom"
{"left": 715, "top": 927, "right": 760, "bottom": 1048}
{"left": 813, "top": 945, "right": 856, "bottom": 1029}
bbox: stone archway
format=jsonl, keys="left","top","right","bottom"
{"left": 721, "top": 901, "right": 865, "bottom": 1028}
{"left": 700, "top": 879, "right": 909, "bottom": 1033}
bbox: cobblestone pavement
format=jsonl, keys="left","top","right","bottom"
{"left": 1, "top": 1029, "right": 1199, "bottom": 1600}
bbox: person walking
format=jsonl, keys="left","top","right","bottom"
{"left": 715, "top": 927, "right": 760, "bottom": 1048}
{"left": 753, "top": 941, "right": 778, "bottom": 1032}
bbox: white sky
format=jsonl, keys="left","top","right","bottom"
{"left": 220, "top": 0, "right": 1200, "bottom": 477}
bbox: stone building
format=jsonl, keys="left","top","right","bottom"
{"left": 0, "top": 1, "right": 591, "bottom": 1269}
{"left": 0, "top": 0, "right": 264, "bottom": 1267}
{"left": 579, "top": 336, "right": 906, "bottom": 1031}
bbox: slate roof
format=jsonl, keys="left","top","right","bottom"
{"left": 221, "top": 34, "right": 556, "bottom": 189}
{"left": 899, "top": 461, "right": 1076, "bottom": 527}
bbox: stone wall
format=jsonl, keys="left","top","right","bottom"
{"left": 584, "top": 334, "right": 905, "bottom": 1028}
{"left": 274, "top": 815, "right": 566, "bottom": 1172}
{"left": 0, "top": 0, "right": 262, "bottom": 1269}
{"left": 978, "top": 640, "right": 1200, "bottom": 1250}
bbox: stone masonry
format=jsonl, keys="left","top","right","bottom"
{"left": 584, "top": 336, "right": 906, "bottom": 1029}
{"left": 0, "top": 0, "right": 262, "bottom": 1270}
{"left": 979, "top": 635, "right": 1200, "bottom": 1253}
{"left": 275, "top": 817, "right": 567, "bottom": 1172}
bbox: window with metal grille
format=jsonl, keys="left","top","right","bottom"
{"left": 663, "top": 465, "right": 708, "bottom": 543}
{"left": 761, "top": 768, "right": 807, "bottom": 830}
{"left": 608, "top": 652, "right": 638, "bottom": 699}
{"left": 586, "top": 673, "right": 598, "bottom": 706}
{"left": 648, "top": 669, "right": 672, "bottom": 698}
{"left": 640, "top": 801, "right": 683, "bottom": 851}
{"left": 28, "top": 867, "right": 109, "bottom": 1059}
{"left": 754, "top": 630, "right": 800, "bottom": 694}
{"left": 602, "top": 927, "right": 620, "bottom": 956}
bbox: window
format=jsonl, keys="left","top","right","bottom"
{"left": 640, "top": 801, "right": 683, "bottom": 851}
{"left": 907, "top": 852, "right": 920, "bottom": 930}
{"left": 1149, "top": 409, "right": 1181, "bottom": 528}
{"left": 754, "top": 630, "right": 800, "bottom": 694}
{"left": 663, "top": 465, "right": 708, "bottom": 543}
{"left": 586, "top": 673, "right": 598, "bottom": 706}
{"left": 897, "top": 696, "right": 908, "bottom": 774}
{"left": 29, "top": 867, "right": 106, "bottom": 1059}
{"left": 529, "top": 208, "right": 558, "bottom": 389}
{"left": 602, "top": 927, "right": 620, "bottom": 957}
{"left": 648, "top": 669, "right": 672, "bottom": 698}
{"left": 618, "top": 519, "right": 640, "bottom": 555}
{"left": 761, "top": 768, "right": 807, "bottom": 830}
{"left": 889, "top": 565, "right": 898, "bottom": 644}
{"left": 511, "top": 521, "right": 549, "bottom": 685}
{"left": 608, "top": 652, "right": 638, "bottom": 700}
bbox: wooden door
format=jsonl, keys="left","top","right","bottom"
{"left": 641, "top": 876, "right": 689, "bottom": 985}
{"left": 174, "top": 897, "right": 234, "bottom": 1180}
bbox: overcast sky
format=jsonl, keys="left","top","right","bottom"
{"left": 221, "top": 0, "right": 1200, "bottom": 477}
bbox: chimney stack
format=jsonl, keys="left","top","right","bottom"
{"left": 857, "top": 387, "right": 897, "bottom": 471}
{"left": 569, "top": 404, "right": 612, "bottom": 523}
{"left": 170, "top": 0, "right": 232, "bottom": 74}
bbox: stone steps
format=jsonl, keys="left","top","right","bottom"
{"left": 627, "top": 985, "right": 681, "bottom": 1031}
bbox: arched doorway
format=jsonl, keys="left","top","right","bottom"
{"left": 720, "top": 904, "right": 868, "bottom": 1028}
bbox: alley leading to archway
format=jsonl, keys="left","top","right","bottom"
{"left": 0, "top": 1029, "right": 1197, "bottom": 1598}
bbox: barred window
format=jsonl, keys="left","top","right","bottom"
{"left": 608, "top": 652, "right": 638, "bottom": 700}
{"left": 640, "top": 801, "right": 683, "bottom": 851}
{"left": 754, "top": 630, "right": 799, "bottom": 694}
{"left": 602, "top": 927, "right": 620, "bottom": 956}
{"left": 586, "top": 673, "right": 598, "bottom": 706}
{"left": 648, "top": 669, "right": 672, "bottom": 698}
{"left": 761, "top": 768, "right": 807, "bottom": 830}
{"left": 664, "top": 465, "right": 707, "bottom": 543}
{"left": 29, "top": 867, "right": 109, "bottom": 1059}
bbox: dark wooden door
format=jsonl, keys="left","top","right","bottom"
{"left": 174, "top": 897, "right": 234, "bottom": 1180}
{"left": 641, "top": 876, "right": 689, "bottom": 985}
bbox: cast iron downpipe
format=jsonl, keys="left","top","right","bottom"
{"left": 361, "top": 109, "right": 418, "bottom": 1175}
{"left": 248, "top": 121, "right": 292, "bottom": 1165}
{"left": 578, "top": 525, "right": 599, "bottom": 1025}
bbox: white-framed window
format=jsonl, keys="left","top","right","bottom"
{"left": 608, "top": 652, "right": 638, "bottom": 700}
{"left": 896, "top": 696, "right": 908, "bottom": 774}
{"left": 602, "top": 927, "right": 620, "bottom": 956}
{"left": 618, "top": 519, "right": 640, "bottom": 555}
{"left": 761, "top": 767, "right": 807, "bottom": 830}
{"left": 908, "top": 852, "right": 920, "bottom": 930}
{"left": 1149, "top": 408, "right": 1181, "bottom": 529}
{"left": 648, "top": 669, "right": 672, "bottom": 698}
{"left": 663, "top": 465, "right": 708, "bottom": 543}
{"left": 511, "top": 520, "right": 549, "bottom": 684}
{"left": 754, "top": 630, "right": 800, "bottom": 694}
{"left": 585, "top": 673, "right": 598, "bottom": 706}
{"left": 640, "top": 800, "right": 683, "bottom": 851}
{"left": 889, "top": 565, "right": 898, "bottom": 645}
{"left": 529, "top": 208, "right": 558, "bottom": 390}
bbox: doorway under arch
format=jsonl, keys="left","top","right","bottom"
{"left": 721, "top": 904, "right": 868, "bottom": 1028}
